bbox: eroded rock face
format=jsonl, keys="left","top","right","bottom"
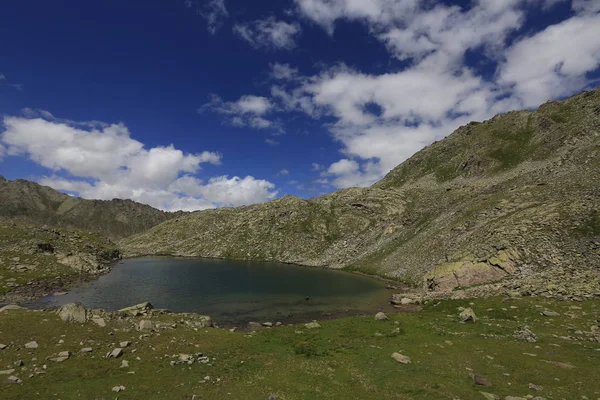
{"left": 57, "top": 303, "right": 87, "bottom": 324}
{"left": 424, "top": 250, "right": 520, "bottom": 292}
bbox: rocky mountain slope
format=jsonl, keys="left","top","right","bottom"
{"left": 0, "top": 178, "right": 180, "bottom": 240}
{"left": 0, "top": 217, "right": 120, "bottom": 301}
{"left": 123, "top": 87, "right": 600, "bottom": 293}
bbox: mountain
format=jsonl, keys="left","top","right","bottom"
{"left": 0, "top": 178, "right": 181, "bottom": 240}
{"left": 123, "top": 87, "right": 600, "bottom": 292}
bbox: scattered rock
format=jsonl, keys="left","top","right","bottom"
{"left": 391, "top": 352, "right": 411, "bottom": 364}
{"left": 0, "top": 369, "right": 16, "bottom": 375}
{"left": 119, "top": 302, "right": 153, "bottom": 314}
{"left": 120, "top": 360, "right": 129, "bottom": 368}
{"left": 0, "top": 304, "right": 25, "bottom": 313}
{"left": 473, "top": 374, "right": 491, "bottom": 387}
{"left": 528, "top": 383, "right": 543, "bottom": 392}
{"left": 14, "top": 360, "right": 23, "bottom": 367}
{"left": 305, "top": 321, "right": 321, "bottom": 329}
{"left": 25, "top": 341, "right": 38, "bottom": 349}
{"left": 262, "top": 322, "right": 273, "bottom": 327}
{"left": 112, "top": 385, "right": 126, "bottom": 392}
{"left": 53, "top": 291, "right": 68, "bottom": 296}
{"left": 80, "top": 347, "right": 93, "bottom": 353}
{"left": 120, "top": 341, "right": 131, "bottom": 348}
{"left": 108, "top": 348, "right": 123, "bottom": 359}
{"left": 7, "top": 375, "right": 22, "bottom": 383}
{"left": 92, "top": 317, "right": 106, "bottom": 327}
{"left": 50, "top": 356, "right": 68, "bottom": 363}
{"left": 479, "top": 393, "right": 499, "bottom": 400}
{"left": 460, "top": 308, "right": 477, "bottom": 323}
{"left": 375, "top": 312, "right": 388, "bottom": 320}
{"left": 58, "top": 351, "right": 71, "bottom": 358}
{"left": 541, "top": 309, "right": 560, "bottom": 317}
{"left": 0, "top": 344, "right": 7, "bottom": 350}
{"left": 138, "top": 320, "right": 154, "bottom": 331}
{"left": 541, "top": 360, "right": 575, "bottom": 369}
{"left": 514, "top": 326, "right": 538, "bottom": 342}
{"left": 57, "top": 303, "right": 87, "bottom": 324}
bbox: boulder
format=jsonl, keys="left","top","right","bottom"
{"left": 304, "top": 321, "right": 321, "bottom": 329}
{"left": 119, "top": 302, "right": 154, "bottom": 314}
{"left": 7, "top": 375, "right": 21, "bottom": 383}
{"left": 514, "top": 326, "right": 537, "bottom": 342}
{"left": 107, "top": 348, "right": 123, "bottom": 359}
{"left": 473, "top": 374, "right": 491, "bottom": 387}
{"left": 391, "top": 352, "right": 411, "bottom": 364}
{"left": 119, "top": 341, "right": 131, "bottom": 348}
{"left": 80, "top": 347, "right": 93, "bottom": 353}
{"left": 92, "top": 318, "right": 106, "bottom": 327}
{"left": 25, "top": 341, "right": 38, "bottom": 349}
{"left": 0, "top": 344, "right": 7, "bottom": 350}
{"left": 57, "top": 303, "right": 87, "bottom": 324}
{"left": 460, "top": 308, "right": 477, "bottom": 323}
{"left": 375, "top": 312, "right": 388, "bottom": 320}
{"left": 138, "top": 320, "right": 154, "bottom": 331}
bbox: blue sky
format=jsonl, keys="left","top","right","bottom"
{"left": 1, "top": 0, "right": 599, "bottom": 211}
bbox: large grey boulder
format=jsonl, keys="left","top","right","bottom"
{"left": 375, "top": 312, "right": 388, "bottom": 320}
{"left": 57, "top": 303, "right": 87, "bottom": 324}
{"left": 138, "top": 320, "right": 154, "bottom": 331}
{"left": 119, "top": 302, "right": 154, "bottom": 315}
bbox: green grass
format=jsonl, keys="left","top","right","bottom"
{"left": 1, "top": 297, "right": 598, "bottom": 399}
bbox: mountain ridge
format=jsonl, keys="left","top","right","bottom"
{"left": 0, "top": 177, "right": 182, "bottom": 240}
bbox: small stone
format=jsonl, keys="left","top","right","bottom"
{"left": 305, "top": 321, "right": 321, "bottom": 329}
{"left": 112, "top": 385, "right": 126, "bottom": 392}
{"left": 0, "top": 344, "right": 7, "bottom": 350}
{"left": 262, "top": 322, "right": 273, "bottom": 327}
{"left": 460, "top": 308, "right": 477, "bottom": 323}
{"left": 7, "top": 375, "right": 22, "bottom": 383}
{"left": 541, "top": 309, "right": 560, "bottom": 317}
{"left": 401, "top": 297, "right": 415, "bottom": 305}
{"left": 92, "top": 318, "right": 106, "bottom": 327}
{"left": 473, "top": 374, "right": 491, "bottom": 387}
{"left": 120, "top": 341, "right": 131, "bottom": 348}
{"left": 80, "top": 347, "right": 93, "bottom": 353}
{"left": 275, "top": 322, "right": 282, "bottom": 327}
{"left": 14, "top": 360, "right": 23, "bottom": 367}
{"left": 529, "top": 383, "right": 543, "bottom": 391}
{"left": 107, "top": 348, "right": 123, "bottom": 359}
{"left": 391, "top": 352, "right": 411, "bottom": 364}
{"left": 25, "top": 341, "right": 38, "bottom": 349}
{"left": 120, "top": 360, "right": 129, "bottom": 368}
{"left": 479, "top": 393, "right": 499, "bottom": 400}
{"left": 54, "top": 291, "right": 68, "bottom": 296}
{"left": 50, "top": 356, "right": 68, "bottom": 363}
{"left": 375, "top": 312, "right": 388, "bottom": 321}
{"left": 0, "top": 369, "right": 16, "bottom": 375}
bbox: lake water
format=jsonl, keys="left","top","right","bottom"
{"left": 30, "top": 257, "right": 392, "bottom": 326}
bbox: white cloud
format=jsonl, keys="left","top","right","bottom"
{"left": 0, "top": 143, "right": 5, "bottom": 159}
{"left": 1, "top": 115, "right": 278, "bottom": 211}
{"left": 265, "top": 138, "right": 279, "bottom": 146}
{"left": 277, "top": 169, "right": 289, "bottom": 176}
{"left": 311, "top": 163, "right": 323, "bottom": 171}
{"left": 245, "top": 0, "right": 599, "bottom": 188}
{"left": 190, "top": 0, "right": 229, "bottom": 34}
{"left": 498, "top": 12, "right": 600, "bottom": 107}
{"left": 234, "top": 17, "right": 301, "bottom": 50}
{"left": 201, "top": 94, "right": 282, "bottom": 131}
{"left": 0, "top": 73, "right": 5, "bottom": 81}
{"left": 269, "top": 63, "right": 300, "bottom": 81}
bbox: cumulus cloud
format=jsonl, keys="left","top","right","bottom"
{"left": 185, "top": 0, "right": 229, "bottom": 34}
{"left": 1, "top": 114, "right": 278, "bottom": 211}
{"left": 242, "top": 0, "right": 599, "bottom": 188}
{"left": 234, "top": 17, "right": 301, "bottom": 50}
{"left": 200, "top": 94, "right": 284, "bottom": 132}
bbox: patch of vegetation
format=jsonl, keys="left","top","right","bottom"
{"left": 1, "top": 297, "right": 599, "bottom": 399}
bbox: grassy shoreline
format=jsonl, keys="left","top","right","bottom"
{"left": 1, "top": 296, "right": 598, "bottom": 399}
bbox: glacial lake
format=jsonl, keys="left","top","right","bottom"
{"left": 30, "top": 257, "right": 393, "bottom": 326}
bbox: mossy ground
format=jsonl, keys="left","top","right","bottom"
{"left": 1, "top": 297, "right": 598, "bottom": 399}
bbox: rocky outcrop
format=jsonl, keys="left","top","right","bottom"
{"left": 57, "top": 303, "right": 87, "bottom": 323}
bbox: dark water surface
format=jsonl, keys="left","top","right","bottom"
{"left": 30, "top": 257, "right": 391, "bottom": 325}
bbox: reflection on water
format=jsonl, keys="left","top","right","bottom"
{"left": 29, "top": 257, "right": 391, "bottom": 325}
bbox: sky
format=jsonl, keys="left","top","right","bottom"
{"left": 1, "top": 0, "right": 599, "bottom": 211}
